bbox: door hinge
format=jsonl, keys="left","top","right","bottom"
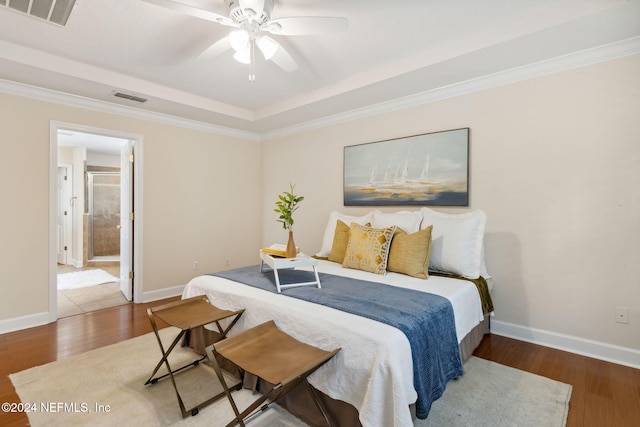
{"left": 129, "top": 153, "right": 134, "bottom": 163}
{"left": 129, "top": 212, "right": 135, "bottom": 221}
{"left": 64, "top": 246, "right": 67, "bottom": 251}
{"left": 129, "top": 271, "right": 134, "bottom": 279}
{"left": 64, "top": 210, "right": 67, "bottom": 216}
{"left": 64, "top": 175, "right": 68, "bottom": 181}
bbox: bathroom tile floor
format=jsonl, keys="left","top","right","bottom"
{"left": 57, "top": 264, "right": 129, "bottom": 318}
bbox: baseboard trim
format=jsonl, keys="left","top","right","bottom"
{"left": 141, "top": 284, "right": 185, "bottom": 304}
{"left": 0, "top": 311, "right": 51, "bottom": 335}
{"left": 491, "top": 320, "right": 640, "bottom": 369}
{"left": 0, "top": 286, "right": 185, "bottom": 334}
{"left": 5, "top": 301, "right": 637, "bottom": 370}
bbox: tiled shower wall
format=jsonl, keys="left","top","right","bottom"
{"left": 90, "top": 173, "right": 120, "bottom": 257}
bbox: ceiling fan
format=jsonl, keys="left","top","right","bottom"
{"left": 142, "top": 0, "right": 348, "bottom": 81}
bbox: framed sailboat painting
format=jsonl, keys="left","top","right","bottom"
{"left": 343, "top": 128, "right": 469, "bottom": 206}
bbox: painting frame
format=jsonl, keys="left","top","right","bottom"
{"left": 343, "top": 128, "right": 469, "bottom": 206}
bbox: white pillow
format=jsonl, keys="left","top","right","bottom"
{"left": 480, "top": 245, "right": 491, "bottom": 279}
{"left": 371, "top": 210, "right": 423, "bottom": 233}
{"left": 316, "top": 210, "right": 373, "bottom": 257}
{"left": 420, "top": 207, "right": 487, "bottom": 279}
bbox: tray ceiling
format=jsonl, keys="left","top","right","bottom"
{"left": 0, "top": 0, "right": 639, "bottom": 137}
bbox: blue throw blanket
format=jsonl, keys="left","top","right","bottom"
{"left": 210, "top": 265, "right": 463, "bottom": 418}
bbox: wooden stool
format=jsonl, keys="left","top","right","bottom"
{"left": 205, "top": 320, "right": 341, "bottom": 427}
{"left": 145, "top": 295, "right": 244, "bottom": 417}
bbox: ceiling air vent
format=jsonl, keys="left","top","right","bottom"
{"left": 113, "top": 92, "right": 148, "bottom": 104}
{"left": 1, "top": 0, "right": 76, "bottom": 26}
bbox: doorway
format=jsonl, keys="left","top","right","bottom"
{"left": 50, "top": 122, "right": 143, "bottom": 321}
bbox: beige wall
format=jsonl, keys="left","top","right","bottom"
{"left": 1, "top": 54, "right": 638, "bottom": 362}
{"left": 0, "top": 93, "right": 262, "bottom": 322}
{"left": 261, "top": 54, "right": 640, "bottom": 352}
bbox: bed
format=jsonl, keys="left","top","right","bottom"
{"left": 182, "top": 208, "right": 493, "bottom": 427}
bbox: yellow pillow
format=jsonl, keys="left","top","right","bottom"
{"left": 387, "top": 225, "right": 433, "bottom": 279}
{"left": 328, "top": 220, "right": 351, "bottom": 263}
{"left": 343, "top": 223, "right": 396, "bottom": 275}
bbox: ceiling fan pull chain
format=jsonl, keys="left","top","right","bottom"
{"left": 249, "top": 38, "right": 256, "bottom": 82}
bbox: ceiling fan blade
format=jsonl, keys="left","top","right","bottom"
{"left": 141, "top": 0, "right": 237, "bottom": 26}
{"left": 267, "top": 41, "right": 298, "bottom": 72}
{"left": 197, "top": 37, "right": 232, "bottom": 61}
{"left": 264, "top": 16, "right": 348, "bottom": 36}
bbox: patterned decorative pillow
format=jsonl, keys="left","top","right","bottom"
{"left": 329, "top": 220, "right": 372, "bottom": 263}
{"left": 343, "top": 223, "right": 396, "bottom": 275}
{"left": 386, "top": 225, "right": 433, "bottom": 279}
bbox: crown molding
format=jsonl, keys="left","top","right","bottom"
{"left": 1, "top": 36, "right": 638, "bottom": 142}
{"left": 262, "top": 36, "right": 640, "bottom": 140}
{"left": 0, "top": 79, "right": 262, "bottom": 142}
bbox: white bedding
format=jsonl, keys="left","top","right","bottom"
{"left": 182, "top": 259, "right": 485, "bottom": 427}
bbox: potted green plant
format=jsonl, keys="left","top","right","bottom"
{"left": 274, "top": 183, "right": 304, "bottom": 257}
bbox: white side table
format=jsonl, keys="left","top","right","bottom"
{"left": 259, "top": 251, "right": 322, "bottom": 293}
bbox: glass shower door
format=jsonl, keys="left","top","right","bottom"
{"left": 87, "top": 172, "right": 121, "bottom": 260}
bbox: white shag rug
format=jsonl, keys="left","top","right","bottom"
{"left": 58, "top": 269, "right": 119, "bottom": 290}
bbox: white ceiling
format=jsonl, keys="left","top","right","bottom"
{"left": 1, "top": 0, "right": 639, "bottom": 138}
{"left": 57, "top": 130, "right": 129, "bottom": 155}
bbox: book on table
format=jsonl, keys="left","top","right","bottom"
{"left": 260, "top": 243, "right": 300, "bottom": 258}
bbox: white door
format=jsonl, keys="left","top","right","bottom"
{"left": 120, "top": 142, "right": 134, "bottom": 301}
{"left": 56, "top": 166, "right": 71, "bottom": 264}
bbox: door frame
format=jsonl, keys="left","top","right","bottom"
{"left": 49, "top": 121, "right": 144, "bottom": 322}
{"left": 56, "top": 164, "right": 73, "bottom": 265}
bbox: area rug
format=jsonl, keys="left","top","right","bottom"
{"left": 57, "top": 269, "right": 119, "bottom": 290}
{"left": 10, "top": 328, "right": 571, "bottom": 427}
{"left": 418, "top": 356, "right": 572, "bottom": 427}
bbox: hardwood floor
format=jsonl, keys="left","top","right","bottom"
{"left": 0, "top": 297, "right": 180, "bottom": 427}
{"left": 1, "top": 299, "right": 638, "bottom": 426}
{"left": 473, "top": 335, "right": 640, "bottom": 427}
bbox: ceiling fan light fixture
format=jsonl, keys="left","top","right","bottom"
{"left": 144, "top": 0, "right": 346, "bottom": 79}
{"left": 256, "top": 36, "right": 278, "bottom": 60}
{"left": 233, "top": 49, "right": 251, "bottom": 64}
{"left": 229, "top": 30, "right": 249, "bottom": 51}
